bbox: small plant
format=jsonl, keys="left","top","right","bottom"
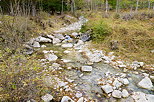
{"left": 81, "top": 19, "right": 112, "bottom": 42}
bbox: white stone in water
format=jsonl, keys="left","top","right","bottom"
{"left": 138, "top": 77, "right": 153, "bottom": 90}
{"left": 33, "top": 41, "right": 40, "bottom": 47}
{"left": 81, "top": 66, "right": 92, "bottom": 72}
{"left": 61, "top": 96, "right": 74, "bottom": 102}
{"left": 41, "top": 94, "right": 53, "bottom": 102}
{"left": 122, "top": 89, "right": 129, "bottom": 98}
{"left": 61, "top": 43, "right": 73, "bottom": 48}
{"left": 101, "top": 84, "right": 113, "bottom": 94}
{"left": 118, "top": 78, "right": 129, "bottom": 85}
{"left": 113, "top": 79, "right": 123, "bottom": 88}
{"left": 112, "top": 90, "right": 122, "bottom": 98}
{"left": 45, "top": 54, "right": 58, "bottom": 61}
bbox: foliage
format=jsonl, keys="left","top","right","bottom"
{"left": 81, "top": 19, "right": 112, "bottom": 42}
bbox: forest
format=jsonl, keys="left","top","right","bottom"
{"left": 0, "top": 0, "right": 154, "bottom": 102}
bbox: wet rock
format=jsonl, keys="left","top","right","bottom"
{"left": 45, "top": 54, "right": 58, "bottom": 61}
{"left": 101, "top": 84, "right": 113, "bottom": 94}
{"left": 81, "top": 66, "right": 92, "bottom": 72}
{"left": 62, "top": 43, "right": 73, "bottom": 48}
{"left": 36, "top": 36, "right": 52, "bottom": 43}
{"left": 122, "top": 89, "right": 129, "bottom": 98}
{"left": 80, "top": 30, "right": 91, "bottom": 42}
{"left": 61, "top": 96, "right": 74, "bottom": 102}
{"left": 112, "top": 90, "right": 122, "bottom": 98}
{"left": 41, "top": 94, "right": 53, "bottom": 102}
{"left": 33, "top": 41, "right": 40, "bottom": 47}
{"left": 138, "top": 77, "right": 153, "bottom": 90}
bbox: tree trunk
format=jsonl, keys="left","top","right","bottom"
{"left": 148, "top": 0, "right": 151, "bottom": 11}
{"left": 135, "top": 0, "right": 139, "bottom": 12}
{"left": 62, "top": 0, "right": 64, "bottom": 14}
{"left": 105, "top": 0, "right": 108, "bottom": 13}
{"left": 116, "top": 0, "right": 119, "bottom": 13}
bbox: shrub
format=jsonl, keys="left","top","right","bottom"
{"left": 81, "top": 19, "right": 112, "bottom": 42}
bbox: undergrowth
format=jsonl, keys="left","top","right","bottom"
{"left": 81, "top": 11, "right": 154, "bottom": 64}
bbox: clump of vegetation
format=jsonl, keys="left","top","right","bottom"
{"left": 85, "top": 11, "right": 154, "bottom": 64}
{"left": 81, "top": 19, "right": 112, "bottom": 42}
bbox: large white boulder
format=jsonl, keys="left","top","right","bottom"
{"left": 138, "top": 77, "right": 153, "bottom": 90}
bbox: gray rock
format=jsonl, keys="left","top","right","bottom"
{"left": 132, "top": 92, "right": 147, "bottom": 102}
{"left": 146, "top": 94, "right": 154, "bottom": 102}
{"left": 80, "top": 30, "right": 91, "bottom": 42}
{"left": 61, "top": 43, "right": 73, "bottom": 48}
{"left": 138, "top": 77, "right": 153, "bottom": 90}
{"left": 41, "top": 94, "right": 53, "bottom": 102}
{"left": 122, "top": 89, "right": 129, "bottom": 98}
{"left": 36, "top": 36, "right": 52, "bottom": 43}
{"left": 113, "top": 79, "right": 123, "bottom": 89}
{"left": 150, "top": 75, "right": 154, "bottom": 82}
{"left": 81, "top": 66, "right": 92, "bottom": 72}
{"left": 53, "top": 37, "right": 61, "bottom": 44}
{"left": 33, "top": 41, "right": 40, "bottom": 47}
{"left": 45, "top": 54, "right": 58, "bottom": 61}
{"left": 101, "top": 84, "right": 113, "bottom": 94}
{"left": 112, "top": 90, "right": 122, "bottom": 98}
{"left": 53, "top": 34, "right": 65, "bottom": 40}
{"left": 61, "top": 96, "right": 74, "bottom": 102}
{"left": 150, "top": 50, "right": 154, "bottom": 53}
{"left": 118, "top": 78, "right": 129, "bottom": 85}
{"left": 23, "top": 44, "right": 34, "bottom": 55}
{"left": 41, "top": 45, "right": 47, "bottom": 48}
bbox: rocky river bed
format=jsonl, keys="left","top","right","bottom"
{"left": 24, "top": 16, "right": 154, "bottom": 102}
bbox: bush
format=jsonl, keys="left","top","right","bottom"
{"left": 81, "top": 19, "right": 112, "bottom": 42}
